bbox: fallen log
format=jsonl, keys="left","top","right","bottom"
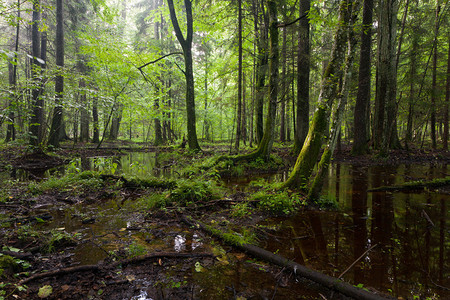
{"left": 182, "top": 216, "right": 392, "bottom": 300}
{"left": 367, "top": 177, "right": 450, "bottom": 192}
{"left": 19, "top": 252, "right": 213, "bottom": 286}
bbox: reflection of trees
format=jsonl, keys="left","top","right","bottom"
{"left": 439, "top": 197, "right": 445, "bottom": 284}
{"left": 369, "top": 166, "right": 394, "bottom": 291}
{"left": 351, "top": 165, "right": 368, "bottom": 283}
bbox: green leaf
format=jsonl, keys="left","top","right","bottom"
{"left": 38, "top": 285, "right": 52, "bottom": 298}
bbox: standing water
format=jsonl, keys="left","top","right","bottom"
{"left": 260, "top": 163, "right": 449, "bottom": 299}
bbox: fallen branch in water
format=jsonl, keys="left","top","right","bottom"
{"left": 19, "top": 252, "right": 213, "bottom": 286}
{"left": 367, "top": 177, "right": 450, "bottom": 192}
{"left": 182, "top": 216, "right": 392, "bottom": 300}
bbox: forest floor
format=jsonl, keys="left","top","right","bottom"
{"left": 0, "top": 143, "right": 449, "bottom": 299}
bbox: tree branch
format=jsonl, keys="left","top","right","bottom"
{"left": 277, "top": 13, "right": 308, "bottom": 28}
{"left": 137, "top": 52, "right": 183, "bottom": 70}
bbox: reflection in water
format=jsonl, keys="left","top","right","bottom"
{"left": 262, "top": 163, "right": 449, "bottom": 299}
{"left": 174, "top": 235, "right": 186, "bottom": 252}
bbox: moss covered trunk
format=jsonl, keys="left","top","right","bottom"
{"left": 282, "top": 0, "right": 354, "bottom": 191}
{"left": 308, "top": 13, "right": 359, "bottom": 200}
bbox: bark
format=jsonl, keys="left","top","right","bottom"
{"left": 92, "top": 95, "right": 99, "bottom": 143}
{"left": 29, "top": 0, "right": 42, "bottom": 146}
{"left": 280, "top": 26, "right": 287, "bottom": 143}
{"left": 352, "top": 0, "right": 373, "bottom": 155}
{"left": 48, "top": 0, "right": 64, "bottom": 147}
{"left": 5, "top": 0, "right": 20, "bottom": 142}
{"left": 282, "top": 0, "right": 353, "bottom": 191}
{"left": 308, "top": 16, "right": 358, "bottom": 200}
{"left": 444, "top": 35, "right": 450, "bottom": 150}
{"left": 109, "top": 104, "right": 122, "bottom": 140}
{"left": 235, "top": 0, "right": 243, "bottom": 151}
{"left": 405, "top": 34, "right": 418, "bottom": 148}
{"left": 373, "top": 0, "right": 399, "bottom": 154}
{"left": 80, "top": 78, "right": 90, "bottom": 142}
{"left": 431, "top": 1, "right": 440, "bottom": 149}
{"left": 254, "top": 0, "right": 268, "bottom": 144}
{"left": 167, "top": 0, "right": 201, "bottom": 151}
{"left": 293, "top": 0, "right": 311, "bottom": 156}
{"left": 254, "top": 0, "right": 278, "bottom": 160}
{"left": 182, "top": 216, "right": 389, "bottom": 300}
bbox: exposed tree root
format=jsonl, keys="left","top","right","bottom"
{"left": 182, "top": 216, "right": 393, "bottom": 300}
{"left": 19, "top": 252, "right": 213, "bottom": 286}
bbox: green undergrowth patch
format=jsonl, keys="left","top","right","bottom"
{"left": 215, "top": 155, "right": 286, "bottom": 177}
{"left": 27, "top": 171, "right": 105, "bottom": 194}
{"left": 251, "top": 190, "right": 305, "bottom": 215}
{"left": 132, "top": 179, "right": 224, "bottom": 210}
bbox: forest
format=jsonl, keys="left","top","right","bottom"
{"left": 0, "top": 0, "right": 449, "bottom": 299}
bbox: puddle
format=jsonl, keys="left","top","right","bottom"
{"left": 4, "top": 151, "right": 173, "bottom": 181}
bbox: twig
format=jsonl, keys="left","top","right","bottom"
{"left": 338, "top": 244, "right": 378, "bottom": 279}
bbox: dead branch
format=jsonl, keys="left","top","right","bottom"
{"left": 182, "top": 216, "right": 392, "bottom": 300}
{"left": 19, "top": 252, "right": 213, "bottom": 286}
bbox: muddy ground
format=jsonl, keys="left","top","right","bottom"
{"left": 0, "top": 144, "right": 449, "bottom": 299}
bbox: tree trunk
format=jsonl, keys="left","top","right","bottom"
{"left": 167, "top": 0, "right": 201, "bottom": 151}
{"left": 308, "top": 15, "right": 358, "bottom": 200}
{"left": 431, "top": 1, "right": 440, "bottom": 149}
{"left": 373, "top": 0, "right": 398, "bottom": 154}
{"left": 235, "top": 0, "right": 243, "bottom": 151}
{"left": 405, "top": 33, "right": 418, "bottom": 149}
{"left": 443, "top": 35, "right": 449, "bottom": 150}
{"left": 80, "top": 78, "right": 90, "bottom": 142}
{"left": 29, "top": 0, "right": 42, "bottom": 147}
{"left": 254, "top": 0, "right": 268, "bottom": 144}
{"left": 5, "top": 0, "right": 20, "bottom": 142}
{"left": 280, "top": 26, "right": 287, "bottom": 143}
{"left": 48, "top": 0, "right": 64, "bottom": 148}
{"left": 352, "top": 0, "right": 373, "bottom": 155}
{"left": 254, "top": 0, "right": 278, "bottom": 160}
{"left": 92, "top": 95, "right": 99, "bottom": 143}
{"left": 282, "top": 0, "right": 354, "bottom": 190}
{"left": 293, "top": 0, "right": 311, "bottom": 155}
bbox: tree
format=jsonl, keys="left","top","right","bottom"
{"left": 282, "top": 0, "right": 357, "bottom": 190}
{"left": 373, "top": 0, "right": 399, "bottom": 154}
{"left": 5, "top": 0, "right": 20, "bottom": 142}
{"left": 29, "top": 0, "right": 43, "bottom": 147}
{"left": 254, "top": 0, "right": 268, "bottom": 145}
{"left": 444, "top": 35, "right": 449, "bottom": 150}
{"left": 352, "top": 0, "right": 373, "bottom": 155}
{"left": 430, "top": 0, "right": 440, "bottom": 149}
{"left": 48, "top": 0, "right": 65, "bottom": 148}
{"left": 235, "top": 0, "right": 243, "bottom": 151}
{"left": 293, "top": 0, "right": 310, "bottom": 156}
{"left": 167, "top": 0, "right": 201, "bottom": 151}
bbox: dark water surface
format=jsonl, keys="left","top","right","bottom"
{"left": 259, "top": 163, "right": 449, "bottom": 299}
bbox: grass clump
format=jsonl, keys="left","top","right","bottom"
{"left": 167, "top": 180, "right": 219, "bottom": 206}
{"left": 252, "top": 191, "right": 304, "bottom": 215}
{"left": 27, "top": 171, "right": 103, "bottom": 194}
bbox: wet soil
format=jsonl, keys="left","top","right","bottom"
{"left": 0, "top": 144, "right": 449, "bottom": 299}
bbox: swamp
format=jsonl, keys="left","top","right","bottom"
{"left": 1, "top": 0, "right": 449, "bottom": 298}
{"left": 0, "top": 144, "right": 448, "bottom": 299}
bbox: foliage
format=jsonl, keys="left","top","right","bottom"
{"left": 27, "top": 171, "right": 104, "bottom": 194}
{"left": 167, "top": 180, "right": 218, "bottom": 206}
{"left": 230, "top": 202, "right": 252, "bottom": 218}
{"left": 251, "top": 191, "right": 305, "bottom": 215}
